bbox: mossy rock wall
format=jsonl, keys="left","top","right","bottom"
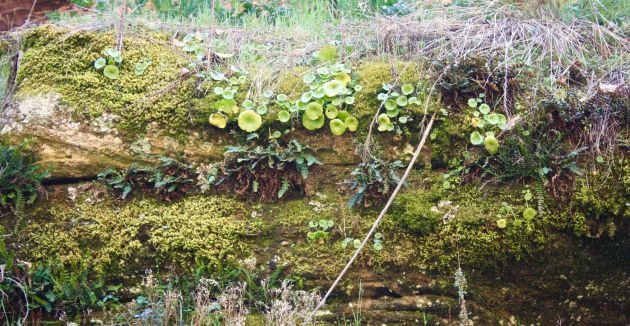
{"left": 2, "top": 25, "right": 629, "bottom": 324}
{"left": 4, "top": 26, "right": 460, "bottom": 178}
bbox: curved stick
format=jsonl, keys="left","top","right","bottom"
{"left": 304, "top": 113, "right": 436, "bottom": 325}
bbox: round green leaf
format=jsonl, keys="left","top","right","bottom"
{"left": 401, "top": 84, "right": 414, "bottom": 95}
{"left": 345, "top": 116, "right": 359, "bottom": 132}
{"left": 215, "top": 99, "right": 237, "bottom": 114}
{"left": 222, "top": 88, "right": 235, "bottom": 100}
{"left": 478, "top": 103, "right": 490, "bottom": 115}
{"left": 277, "top": 110, "right": 291, "bottom": 123}
{"left": 312, "top": 87, "right": 326, "bottom": 99}
{"left": 523, "top": 207, "right": 537, "bottom": 220}
{"left": 103, "top": 65, "right": 120, "bottom": 80}
{"left": 242, "top": 100, "right": 255, "bottom": 109}
{"left": 256, "top": 105, "right": 268, "bottom": 115}
{"left": 496, "top": 218, "right": 507, "bottom": 228}
{"left": 325, "top": 105, "right": 338, "bottom": 119}
{"left": 373, "top": 242, "right": 383, "bottom": 251}
{"left": 378, "top": 113, "right": 391, "bottom": 126}
{"left": 94, "top": 58, "right": 106, "bottom": 69}
{"left": 337, "top": 111, "right": 350, "bottom": 121}
{"left": 277, "top": 94, "right": 288, "bottom": 102}
{"left": 345, "top": 96, "right": 355, "bottom": 105}
{"left": 386, "top": 108, "right": 399, "bottom": 117}
{"left": 329, "top": 119, "right": 346, "bottom": 136}
{"left": 377, "top": 122, "right": 394, "bottom": 132}
{"left": 208, "top": 113, "right": 228, "bottom": 129}
{"left": 305, "top": 102, "right": 324, "bottom": 120}
{"left": 300, "top": 92, "right": 313, "bottom": 103}
{"left": 238, "top": 110, "right": 262, "bottom": 132}
{"left": 396, "top": 96, "right": 408, "bottom": 107}
{"left": 467, "top": 98, "right": 478, "bottom": 108}
{"left": 354, "top": 84, "right": 363, "bottom": 92}
{"left": 385, "top": 99, "right": 397, "bottom": 111}
{"left": 316, "top": 67, "right": 330, "bottom": 76}
{"left": 485, "top": 113, "right": 500, "bottom": 125}
{"left": 471, "top": 117, "right": 485, "bottom": 128}
{"left": 484, "top": 135, "right": 499, "bottom": 155}
{"left": 470, "top": 131, "right": 484, "bottom": 145}
{"left": 302, "top": 113, "right": 325, "bottom": 130}
{"left": 303, "top": 73, "right": 316, "bottom": 84}
{"left": 322, "top": 80, "right": 346, "bottom": 97}
{"left": 334, "top": 72, "right": 351, "bottom": 86}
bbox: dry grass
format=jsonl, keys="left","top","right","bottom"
{"left": 263, "top": 280, "right": 321, "bottom": 326}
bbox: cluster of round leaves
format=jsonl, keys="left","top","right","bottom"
{"left": 296, "top": 64, "right": 361, "bottom": 136}
{"left": 376, "top": 83, "right": 421, "bottom": 132}
{"left": 94, "top": 48, "right": 152, "bottom": 80}
{"left": 467, "top": 95, "right": 508, "bottom": 155}
{"left": 178, "top": 33, "right": 208, "bottom": 60}
{"left": 208, "top": 64, "right": 361, "bottom": 137}
{"left": 207, "top": 72, "right": 258, "bottom": 131}
{"left": 495, "top": 190, "right": 538, "bottom": 229}
{"left": 342, "top": 232, "right": 383, "bottom": 251}
{"left": 177, "top": 32, "right": 235, "bottom": 62}
{"left": 307, "top": 219, "right": 334, "bottom": 242}
{"left": 93, "top": 48, "right": 122, "bottom": 80}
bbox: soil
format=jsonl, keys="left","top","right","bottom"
{"left": 0, "top": 0, "right": 71, "bottom": 31}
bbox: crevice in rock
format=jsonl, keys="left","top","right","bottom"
{"left": 42, "top": 175, "right": 98, "bottom": 186}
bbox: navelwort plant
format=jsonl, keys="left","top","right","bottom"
{"left": 296, "top": 63, "right": 361, "bottom": 135}
{"left": 495, "top": 201, "right": 515, "bottom": 229}
{"left": 375, "top": 82, "right": 423, "bottom": 133}
{"left": 522, "top": 188, "right": 538, "bottom": 222}
{"left": 307, "top": 219, "right": 334, "bottom": 243}
{"left": 205, "top": 48, "right": 361, "bottom": 138}
{"left": 467, "top": 94, "right": 507, "bottom": 155}
{"left": 342, "top": 232, "right": 384, "bottom": 251}
{"left": 178, "top": 32, "right": 208, "bottom": 60}
{"left": 207, "top": 70, "right": 255, "bottom": 131}
{"left": 94, "top": 48, "right": 122, "bottom": 80}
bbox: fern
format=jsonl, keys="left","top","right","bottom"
{"left": 345, "top": 154, "right": 404, "bottom": 208}
{"left": 535, "top": 181, "right": 545, "bottom": 215}
{"left": 0, "top": 141, "right": 49, "bottom": 217}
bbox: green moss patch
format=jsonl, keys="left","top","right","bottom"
{"left": 17, "top": 25, "right": 193, "bottom": 132}
{"left": 19, "top": 195, "right": 256, "bottom": 276}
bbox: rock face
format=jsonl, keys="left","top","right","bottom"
{"left": 0, "top": 0, "right": 70, "bottom": 31}
{"left": 2, "top": 25, "right": 629, "bottom": 325}
{"left": 4, "top": 26, "right": 427, "bottom": 178}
